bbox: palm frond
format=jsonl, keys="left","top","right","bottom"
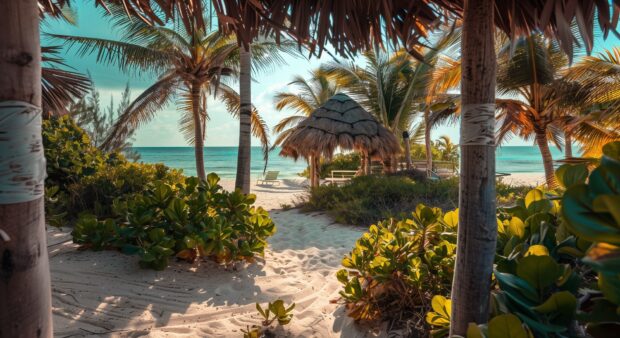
{"left": 102, "top": 72, "right": 179, "bottom": 151}
{"left": 49, "top": 33, "right": 172, "bottom": 74}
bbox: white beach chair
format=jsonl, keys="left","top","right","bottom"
{"left": 257, "top": 171, "right": 281, "bottom": 185}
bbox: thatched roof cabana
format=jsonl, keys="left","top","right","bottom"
{"left": 279, "top": 93, "right": 400, "bottom": 160}
{"left": 279, "top": 93, "right": 399, "bottom": 187}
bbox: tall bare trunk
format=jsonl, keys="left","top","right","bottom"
{"left": 191, "top": 80, "right": 206, "bottom": 181}
{"left": 565, "top": 131, "right": 573, "bottom": 159}
{"left": 449, "top": 0, "right": 497, "bottom": 335}
{"left": 235, "top": 45, "right": 252, "bottom": 193}
{"left": 403, "top": 131, "right": 412, "bottom": 170}
{"left": 0, "top": 1, "right": 53, "bottom": 337}
{"left": 536, "top": 131, "right": 558, "bottom": 188}
{"left": 424, "top": 109, "right": 433, "bottom": 177}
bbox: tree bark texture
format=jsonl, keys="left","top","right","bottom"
{"left": 235, "top": 45, "right": 252, "bottom": 194}
{"left": 424, "top": 109, "right": 433, "bottom": 177}
{"left": 191, "top": 80, "right": 206, "bottom": 181}
{"left": 536, "top": 131, "right": 558, "bottom": 188}
{"left": 0, "top": 1, "right": 53, "bottom": 337}
{"left": 565, "top": 131, "right": 573, "bottom": 159}
{"left": 449, "top": 0, "right": 497, "bottom": 335}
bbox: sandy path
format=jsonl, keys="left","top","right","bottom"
{"left": 50, "top": 179, "right": 381, "bottom": 337}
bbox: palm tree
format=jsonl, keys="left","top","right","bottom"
{"left": 435, "top": 135, "right": 458, "bottom": 162}
{"left": 562, "top": 48, "right": 620, "bottom": 157}
{"left": 325, "top": 29, "right": 459, "bottom": 171}
{"left": 235, "top": 45, "right": 252, "bottom": 193}
{"left": 51, "top": 8, "right": 280, "bottom": 181}
{"left": 272, "top": 68, "right": 340, "bottom": 147}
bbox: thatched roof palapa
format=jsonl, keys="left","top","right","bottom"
{"left": 280, "top": 93, "right": 400, "bottom": 160}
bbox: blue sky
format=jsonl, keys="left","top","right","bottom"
{"left": 43, "top": 2, "right": 620, "bottom": 147}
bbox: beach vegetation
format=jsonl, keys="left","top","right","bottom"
{"left": 301, "top": 175, "right": 529, "bottom": 225}
{"left": 72, "top": 174, "right": 276, "bottom": 270}
{"left": 339, "top": 142, "right": 620, "bottom": 336}
{"left": 43, "top": 115, "right": 276, "bottom": 270}
{"left": 336, "top": 205, "right": 457, "bottom": 328}
{"left": 243, "top": 300, "right": 295, "bottom": 338}
{"left": 298, "top": 152, "right": 361, "bottom": 179}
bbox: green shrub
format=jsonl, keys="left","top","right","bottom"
{"left": 42, "top": 115, "right": 110, "bottom": 190}
{"left": 298, "top": 152, "right": 361, "bottom": 178}
{"left": 43, "top": 116, "right": 183, "bottom": 221}
{"left": 72, "top": 174, "right": 276, "bottom": 270}
{"left": 339, "top": 185, "right": 596, "bottom": 336}
{"left": 301, "top": 175, "right": 527, "bottom": 225}
{"left": 337, "top": 204, "right": 457, "bottom": 333}
{"left": 67, "top": 161, "right": 184, "bottom": 218}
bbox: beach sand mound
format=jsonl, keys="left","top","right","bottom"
{"left": 50, "top": 179, "right": 382, "bottom": 337}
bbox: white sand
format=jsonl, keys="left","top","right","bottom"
{"left": 50, "top": 178, "right": 382, "bottom": 337}
{"left": 499, "top": 172, "right": 546, "bottom": 187}
{"left": 49, "top": 174, "right": 544, "bottom": 337}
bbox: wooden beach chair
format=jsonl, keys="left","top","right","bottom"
{"left": 257, "top": 171, "right": 281, "bottom": 185}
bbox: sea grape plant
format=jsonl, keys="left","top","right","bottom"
{"left": 336, "top": 204, "right": 458, "bottom": 322}
{"left": 72, "top": 173, "right": 276, "bottom": 270}
{"left": 561, "top": 141, "right": 620, "bottom": 334}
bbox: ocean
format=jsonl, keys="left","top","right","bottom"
{"left": 132, "top": 146, "right": 569, "bottom": 179}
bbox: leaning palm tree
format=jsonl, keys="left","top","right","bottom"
{"left": 51, "top": 9, "right": 280, "bottom": 181}
{"left": 272, "top": 68, "right": 340, "bottom": 148}
{"left": 494, "top": 35, "right": 619, "bottom": 188}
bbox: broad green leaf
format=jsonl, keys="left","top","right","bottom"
{"left": 494, "top": 271, "right": 539, "bottom": 303}
{"left": 443, "top": 209, "right": 459, "bottom": 228}
{"left": 533, "top": 291, "right": 577, "bottom": 317}
{"left": 509, "top": 217, "right": 526, "bottom": 239}
{"left": 431, "top": 295, "right": 451, "bottom": 319}
{"left": 563, "top": 185, "right": 620, "bottom": 245}
{"left": 525, "top": 189, "right": 544, "bottom": 208}
{"left": 525, "top": 245, "right": 549, "bottom": 257}
{"left": 555, "top": 164, "right": 588, "bottom": 189}
{"left": 488, "top": 314, "right": 528, "bottom": 338}
{"left": 516, "top": 255, "right": 562, "bottom": 290}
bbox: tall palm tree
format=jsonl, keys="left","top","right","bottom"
{"left": 272, "top": 68, "right": 340, "bottom": 147}
{"left": 51, "top": 8, "right": 280, "bottom": 181}
{"left": 235, "top": 45, "right": 252, "bottom": 193}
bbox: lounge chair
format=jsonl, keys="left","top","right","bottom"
{"left": 257, "top": 171, "right": 281, "bottom": 185}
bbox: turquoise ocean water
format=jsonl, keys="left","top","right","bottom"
{"left": 132, "top": 146, "right": 569, "bottom": 179}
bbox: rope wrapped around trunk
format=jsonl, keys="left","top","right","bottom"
{"left": 460, "top": 103, "right": 496, "bottom": 146}
{"left": 0, "top": 101, "right": 46, "bottom": 204}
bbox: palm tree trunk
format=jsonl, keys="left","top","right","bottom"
{"left": 449, "top": 0, "right": 497, "bottom": 335}
{"left": 565, "top": 131, "right": 573, "bottom": 159}
{"left": 424, "top": 109, "right": 433, "bottom": 177}
{"left": 536, "top": 131, "right": 558, "bottom": 188}
{"left": 235, "top": 45, "right": 252, "bottom": 193}
{"left": 403, "top": 131, "right": 412, "bottom": 170}
{"left": 0, "top": 1, "right": 53, "bottom": 337}
{"left": 191, "top": 80, "right": 206, "bottom": 181}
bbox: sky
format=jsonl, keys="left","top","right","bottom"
{"left": 42, "top": 1, "right": 620, "bottom": 147}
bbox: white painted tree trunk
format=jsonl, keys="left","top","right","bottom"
{"left": 449, "top": 0, "right": 498, "bottom": 335}
{"left": 0, "top": 1, "right": 53, "bottom": 337}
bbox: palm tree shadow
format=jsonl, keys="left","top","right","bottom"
{"left": 50, "top": 242, "right": 271, "bottom": 336}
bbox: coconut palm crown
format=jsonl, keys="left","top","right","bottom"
{"left": 51, "top": 7, "right": 292, "bottom": 180}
